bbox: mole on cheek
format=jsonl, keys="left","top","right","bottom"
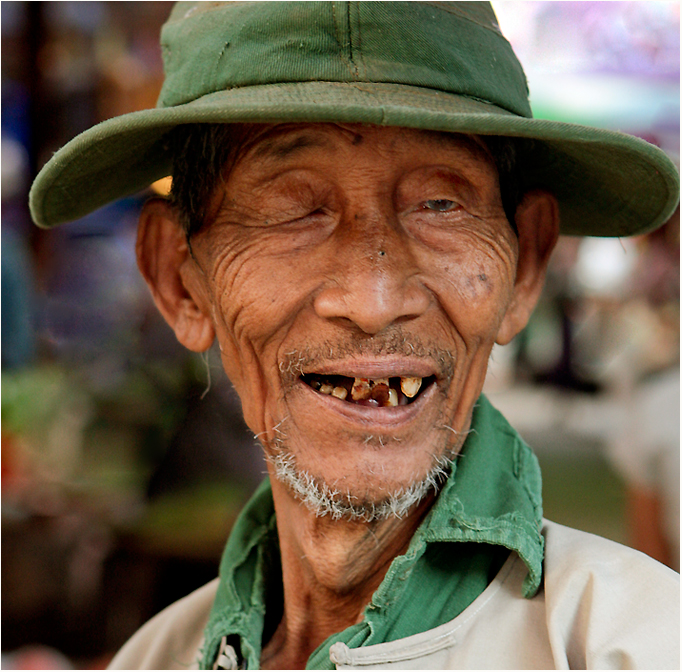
{"left": 476, "top": 272, "right": 493, "bottom": 295}
{"left": 461, "top": 271, "right": 492, "bottom": 301}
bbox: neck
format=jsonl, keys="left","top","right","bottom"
{"left": 260, "top": 473, "right": 435, "bottom": 669}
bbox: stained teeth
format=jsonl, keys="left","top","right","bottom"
{"left": 400, "top": 376, "right": 422, "bottom": 398}
{"left": 310, "top": 374, "right": 425, "bottom": 406}
{"left": 350, "top": 377, "right": 391, "bottom": 402}
{"left": 351, "top": 378, "right": 372, "bottom": 401}
{"left": 331, "top": 386, "right": 347, "bottom": 400}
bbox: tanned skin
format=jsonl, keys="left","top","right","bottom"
{"left": 136, "top": 124, "right": 559, "bottom": 668}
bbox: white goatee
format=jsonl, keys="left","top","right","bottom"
{"left": 268, "top": 446, "right": 453, "bottom": 523}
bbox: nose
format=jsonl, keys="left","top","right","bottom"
{"left": 313, "top": 214, "right": 431, "bottom": 335}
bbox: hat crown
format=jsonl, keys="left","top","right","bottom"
{"left": 158, "top": 1, "right": 531, "bottom": 117}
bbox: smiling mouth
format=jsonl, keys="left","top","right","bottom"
{"left": 300, "top": 374, "right": 436, "bottom": 407}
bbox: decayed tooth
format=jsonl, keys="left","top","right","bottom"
{"left": 400, "top": 376, "right": 422, "bottom": 398}
{"left": 371, "top": 383, "right": 390, "bottom": 406}
{"left": 387, "top": 388, "right": 399, "bottom": 407}
{"left": 350, "top": 378, "right": 388, "bottom": 401}
{"left": 331, "top": 386, "right": 348, "bottom": 400}
{"left": 351, "top": 378, "right": 372, "bottom": 401}
{"left": 319, "top": 383, "right": 334, "bottom": 395}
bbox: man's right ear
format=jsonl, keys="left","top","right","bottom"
{"left": 136, "top": 198, "right": 215, "bottom": 352}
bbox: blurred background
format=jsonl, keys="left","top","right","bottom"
{"left": 1, "top": 1, "right": 679, "bottom": 668}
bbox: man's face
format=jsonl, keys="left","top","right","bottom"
{"left": 184, "top": 124, "right": 520, "bottom": 514}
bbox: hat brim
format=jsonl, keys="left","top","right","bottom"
{"left": 30, "top": 81, "right": 679, "bottom": 236}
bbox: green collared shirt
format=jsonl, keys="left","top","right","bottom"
{"left": 200, "top": 395, "right": 545, "bottom": 669}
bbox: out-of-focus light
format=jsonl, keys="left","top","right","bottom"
{"left": 151, "top": 176, "right": 172, "bottom": 196}
{"left": 573, "top": 238, "right": 638, "bottom": 297}
{"left": 1, "top": 136, "right": 29, "bottom": 201}
{"left": 491, "top": 1, "right": 680, "bottom": 133}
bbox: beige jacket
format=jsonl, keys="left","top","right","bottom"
{"left": 109, "top": 521, "right": 680, "bottom": 669}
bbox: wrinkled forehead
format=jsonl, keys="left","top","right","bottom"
{"left": 226, "top": 122, "right": 496, "bottom": 173}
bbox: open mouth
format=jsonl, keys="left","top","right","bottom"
{"left": 301, "top": 374, "right": 436, "bottom": 407}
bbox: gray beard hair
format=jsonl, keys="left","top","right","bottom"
{"left": 268, "top": 447, "right": 453, "bottom": 523}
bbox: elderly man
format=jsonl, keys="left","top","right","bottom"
{"left": 30, "top": 2, "right": 679, "bottom": 669}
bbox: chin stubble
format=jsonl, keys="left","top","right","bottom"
{"left": 269, "top": 447, "right": 452, "bottom": 523}
{"left": 261, "top": 423, "right": 465, "bottom": 523}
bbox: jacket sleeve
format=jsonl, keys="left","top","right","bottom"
{"left": 542, "top": 520, "right": 680, "bottom": 670}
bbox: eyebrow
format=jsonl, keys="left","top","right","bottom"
{"left": 422, "top": 130, "right": 493, "bottom": 163}
{"left": 246, "top": 127, "right": 492, "bottom": 168}
{"left": 250, "top": 132, "right": 333, "bottom": 162}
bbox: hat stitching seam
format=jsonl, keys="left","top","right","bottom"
{"left": 347, "top": 2, "right": 359, "bottom": 80}
{"left": 350, "top": 2, "right": 367, "bottom": 82}
{"left": 165, "top": 1, "right": 505, "bottom": 38}
{"left": 211, "top": 19, "right": 248, "bottom": 94}
{"left": 167, "top": 1, "right": 503, "bottom": 38}
{"left": 330, "top": 3, "right": 354, "bottom": 81}
{"left": 160, "top": 81, "right": 521, "bottom": 115}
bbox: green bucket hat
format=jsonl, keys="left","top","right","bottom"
{"left": 29, "top": 1, "right": 679, "bottom": 237}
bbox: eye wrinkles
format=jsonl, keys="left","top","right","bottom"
{"left": 195, "top": 126, "right": 515, "bottom": 289}
{"left": 216, "top": 162, "right": 495, "bottom": 234}
{"left": 205, "top": 132, "right": 504, "bottom": 252}
{"left": 214, "top": 169, "right": 339, "bottom": 229}
{"left": 395, "top": 166, "right": 483, "bottom": 216}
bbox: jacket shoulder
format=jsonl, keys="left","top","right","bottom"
{"left": 542, "top": 520, "right": 680, "bottom": 669}
{"left": 108, "top": 578, "right": 219, "bottom": 670}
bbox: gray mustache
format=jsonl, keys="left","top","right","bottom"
{"left": 278, "top": 330, "right": 455, "bottom": 390}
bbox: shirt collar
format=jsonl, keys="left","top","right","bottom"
{"left": 200, "top": 394, "right": 544, "bottom": 669}
{"left": 415, "top": 394, "right": 544, "bottom": 596}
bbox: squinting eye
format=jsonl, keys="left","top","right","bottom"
{"left": 422, "top": 199, "right": 459, "bottom": 212}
